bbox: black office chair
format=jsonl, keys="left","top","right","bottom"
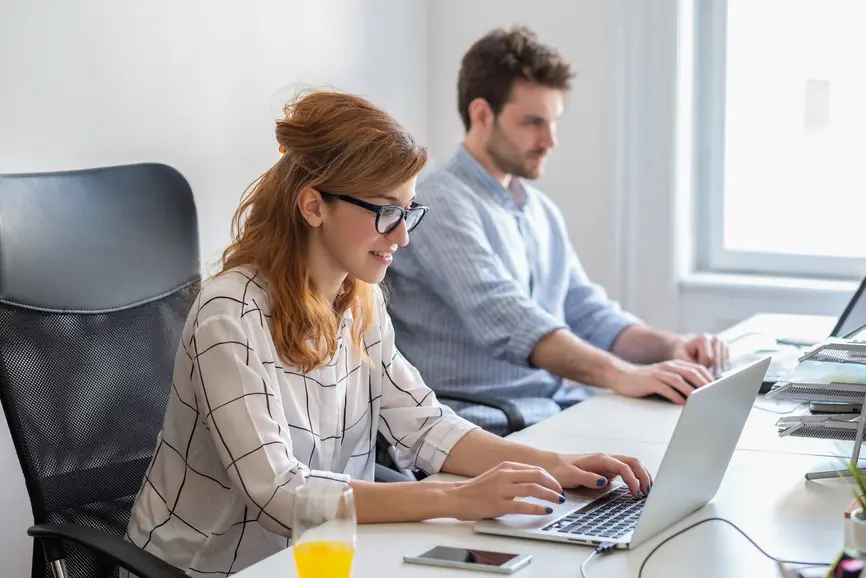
{"left": 435, "top": 393, "right": 526, "bottom": 436}
{"left": 0, "top": 163, "right": 418, "bottom": 578}
{"left": 0, "top": 164, "right": 198, "bottom": 578}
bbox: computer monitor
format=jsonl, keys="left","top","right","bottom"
{"left": 832, "top": 276, "right": 866, "bottom": 338}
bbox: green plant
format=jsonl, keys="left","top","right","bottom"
{"left": 839, "top": 460, "right": 866, "bottom": 519}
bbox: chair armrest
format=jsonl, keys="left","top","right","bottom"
{"left": 28, "top": 524, "right": 186, "bottom": 578}
{"left": 436, "top": 392, "right": 526, "bottom": 434}
{"left": 374, "top": 463, "right": 415, "bottom": 483}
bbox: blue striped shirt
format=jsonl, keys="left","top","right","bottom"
{"left": 387, "top": 146, "right": 639, "bottom": 410}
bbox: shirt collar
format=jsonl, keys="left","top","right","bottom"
{"left": 448, "top": 145, "right": 528, "bottom": 209}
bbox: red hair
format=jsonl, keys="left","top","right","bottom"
{"left": 221, "top": 91, "right": 427, "bottom": 371}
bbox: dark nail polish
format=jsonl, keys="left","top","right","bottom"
{"left": 596, "top": 478, "right": 607, "bottom": 487}
{"left": 545, "top": 507, "right": 554, "bottom": 514}
{"left": 637, "top": 491, "right": 645, "bottom": 499}
{"left": 558, "top": 495, "right": 565, "bottom": 503}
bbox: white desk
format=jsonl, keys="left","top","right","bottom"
{"left": 718, "top": 313, "right": 836, "bottom": 345}
{"left": 522, "top": 392, "right": 855, "bottom": 459}
{"left": 239, "top": 433, "right": 848, "bottom": 578}
{"left": 236, "top": 313, "right": 849, "bottom": 578}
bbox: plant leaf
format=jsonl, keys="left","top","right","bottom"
{"left": 838, "top": 458, "right": 866, "bottom": 514}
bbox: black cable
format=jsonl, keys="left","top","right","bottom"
{"left": 579, "top": 518, "right": 829, "bottom": 577}
{"left": 636, "top": 517, "right": 828, "bottom": 578}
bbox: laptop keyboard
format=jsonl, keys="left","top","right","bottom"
{"left": 541, "top": 487, "right": 646, "bottom": 539}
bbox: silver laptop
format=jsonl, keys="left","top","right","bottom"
{"left": 473, "top": 357, "right": 771, "bottom": 549}
{"left": 727, "top": 273, "right": 866, "bottom": 389}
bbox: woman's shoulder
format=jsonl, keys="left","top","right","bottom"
{"left": 189, "top": 267, "right": 272, "bottom": 327}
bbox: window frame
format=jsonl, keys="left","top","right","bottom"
{"left": 694, "top": 0, "right": 866, "bottom": 281}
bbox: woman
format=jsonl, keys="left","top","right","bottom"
{"left": 125, "top": 91, "right": 651, "bottom": 575}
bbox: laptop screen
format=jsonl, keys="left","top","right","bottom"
{"left": 833, "top": 275, "right": 866, "bottom": 338}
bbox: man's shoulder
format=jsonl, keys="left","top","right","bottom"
{"left": 418, "top": 164, "right": 477, "bottom": 204}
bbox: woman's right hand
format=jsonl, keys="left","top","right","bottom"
{"left": 446, "top": 461, "right": 564, "bottom": 521}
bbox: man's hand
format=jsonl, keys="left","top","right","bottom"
{"left": 672, "top": 333, "right": 728, "bottom": 374}
{"left": 608, "top": 360, "right": 713, "bottom": 404}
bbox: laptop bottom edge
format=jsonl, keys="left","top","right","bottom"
{"left": 473, "top": 523, "right": 632, "bottom": 550}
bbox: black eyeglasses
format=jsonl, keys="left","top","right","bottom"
{"left": 319, "top": 192, "right": 429, "bottom": 235}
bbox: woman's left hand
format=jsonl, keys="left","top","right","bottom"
{"left": 547, "top": 453, "right": 652, "bottom": 498}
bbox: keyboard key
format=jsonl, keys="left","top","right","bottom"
{"left": 542, "top": 487, "right": 646, "bottom": 537}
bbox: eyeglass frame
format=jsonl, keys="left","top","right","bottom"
{"left": 318, "top": 191, "right": 429, "bottom": 235}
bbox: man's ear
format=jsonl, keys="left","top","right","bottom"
{"left": 468, "top": 97, "right": 495, "bottom": 131}
{"left": 297, "top": 187, "right": 326, "bottom": 228}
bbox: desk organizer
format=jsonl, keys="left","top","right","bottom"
{"left": 767, "top": 339, "right": 866, "bottom": 480}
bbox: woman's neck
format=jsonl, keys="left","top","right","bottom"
{"left": 306, "top": 238, "right": 347, "bottom": 305}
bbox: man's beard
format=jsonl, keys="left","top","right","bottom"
{"left": 485, "top": 124, "right": 547, "bottom": 180}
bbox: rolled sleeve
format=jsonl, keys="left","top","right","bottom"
{"left": 409, "top": 182, "right": 566, "bottom": 365}
{"left": 564, "top": 247, "right": 641, "bottom": 351}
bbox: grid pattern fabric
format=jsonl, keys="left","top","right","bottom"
{"left": 123, "top": 269, "right": 478, "bottom": 575}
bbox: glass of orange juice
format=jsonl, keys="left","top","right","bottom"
{"left": 292, "top": 485, "right": 356, "bottom": 578}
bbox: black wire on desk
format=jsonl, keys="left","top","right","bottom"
{"left": 636, "top": 518, "right": 828, "bottom": 578}
{"left": 578, "top": 518, "right": 829, "bottom": 578}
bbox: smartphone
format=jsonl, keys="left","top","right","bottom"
{"left": 403, "top": 545, "right": 532, "bottom": 574}
{"left": 809, "top": 401, "right": 862, "bottom": 414}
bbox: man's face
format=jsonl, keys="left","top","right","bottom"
{"left": 485, "top": 81, "right": 565, "bottom": 180}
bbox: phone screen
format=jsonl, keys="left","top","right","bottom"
{"left": 418, "top": 546, "right": 520, "bottom": 566}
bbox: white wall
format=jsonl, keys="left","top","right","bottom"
{"left": 0, "top": 0, "right": 428, "bottom": 269}
{"left": 0, "top": 1, "right": 427, "bottom": 575}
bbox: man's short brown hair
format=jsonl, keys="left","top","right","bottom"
{"left": 457, "top": 26, "right": 574, "bottom": 132}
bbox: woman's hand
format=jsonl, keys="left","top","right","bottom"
{"left": 445, "top": 462, "right": 565, "bottom": 521}
{"left": 547, "top": 453, "right": 652, "bottom": 497}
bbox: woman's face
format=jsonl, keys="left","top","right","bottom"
{"left": 316, "top": 177, "right": 418, "bottom": 285}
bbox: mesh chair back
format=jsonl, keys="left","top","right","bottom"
{"left": 0, "top": 164, "right": 200, "bottom": 578}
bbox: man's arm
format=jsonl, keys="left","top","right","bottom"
{"left": 610, "top": 324, "right": 680, "bottom": 364}
{"left": 531, "top": 328, "right": 713, "bottom": 403}
{"left": 561, "top": 240, "right": 642, "bottom": 353}
{"left": 529, "top": 328, "right": 628, "bottom": 388}
{"left": 409, "top": 179, "right": 710, "bottom": 402}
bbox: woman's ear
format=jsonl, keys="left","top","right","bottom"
{"left": 297, "top": 187, "right": 326, "bottom": 228}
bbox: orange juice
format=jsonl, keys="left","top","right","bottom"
{"left": 294, "top": 540, "right": 355, "bottom": 578}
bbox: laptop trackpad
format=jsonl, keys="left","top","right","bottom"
{"left": 479, "top": 485, "right": 620, "bottom": 530}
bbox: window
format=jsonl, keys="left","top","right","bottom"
{"left": 695, "top": 0, "right": 866, "bottom": 279}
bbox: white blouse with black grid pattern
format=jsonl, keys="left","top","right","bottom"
{"left": 123, "top": 268, "right": 477, "bottom": 576}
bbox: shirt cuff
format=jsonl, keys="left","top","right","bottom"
{"left": 588, "top": 312, "right": 641, "bottom": 351}
{"left": 413, "top": 412, "right": 480, "bottom": 475}
{"left": 295, "top": 472, "right": 352, "bottom": 526}
{"left": 507, "top": 309, "right": 568, "bottom": 366}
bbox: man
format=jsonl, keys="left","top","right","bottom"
{"left": 387, "top": 27, "right": 727, "bottom": 434}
